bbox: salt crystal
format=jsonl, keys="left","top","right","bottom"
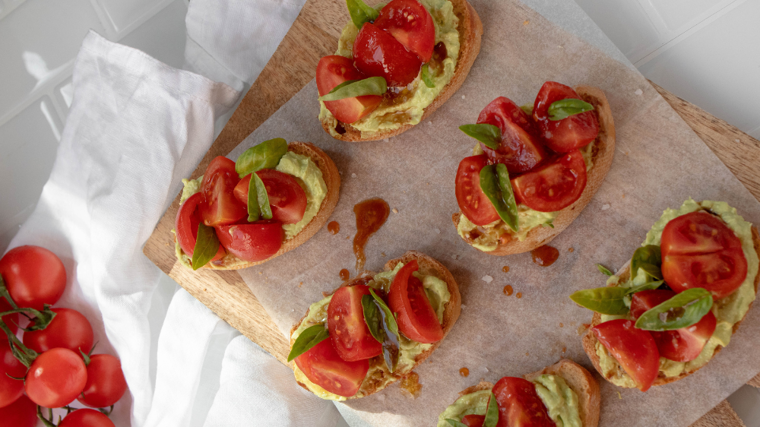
{"left": 735, "top": 139, "right": 740, "bottom": 143}
{"left": 351, "top": 173, "right": 357, "bottom": 178}
{"left": 434, "top": 228, "right": 441, "bottom": 234}
{"left": 601, "top": 204, "right": 610, "bottom": 211}
{"left": 635, "top": 89, "right": 643, "bottom": 96}
{"left": 451, "top": 254, "right": 458, "bottom": 260}
{"left": 383, "top": 138, "right": 390, "bottom": 142}
{"left": 461, "top": 95, "right": 466, "bottom": 99}
{"left": 482, "top": 275, "right": 493, "bottom": 283}
{"left": 461, "top": 304, "right": 466, "bottom": 310}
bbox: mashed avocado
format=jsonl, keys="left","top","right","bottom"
{"left": 319, "top": 0, "right": 460, "bottom": 138}
{"left": 291, "top": 262, "right": 451, "bottom": 401}
{"left": 437, "top": 390, "right": 491, "bottom": 427}
{"left": 597, "top": 199, "right": 758, "bottom": 386}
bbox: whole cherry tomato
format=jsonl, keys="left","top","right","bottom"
{"left": 533, "top": 81, "right": 599, "bottom": 153}
{"left": 374, "top": 0, "right": 435, "bottom": 62}
{"left": 327, "top": 284, "right": 382, "bottom": 361}
{"left": 455, "top": 155, "right": 500, "bottom": 226}
{"left": 353, "top": 22, "right": 421, "bottom": 87}
{"left": 175, "top": 192, "right": 225, "bottom": 261}
{"left": 78, "top": 354, "right": 128, "bottom": 408}
{"left": 388, "top": 260, "right": 443, "bottom": 343}
{"left": 58, "top": 409, "right": 115, "bottom": 427}
{"left": 295, "top": 338, "right": 368, "bottom": 397}
{"left": 316, "top": 55, "right": 382, "bottom": 124}
{"left": 0, "top": 340, "right": 26, "bottom": 408}
{"left": 25, "top": 347, "right": 88, "bottom": 408}
{"left": 0, "top": 245, "right": 66, "bottom": 311}
{"left": 511, "top": 150, "right": 587, "bottom": 212}
{"left": 215, "top": 221, "right": 283, "bottom": 262}
{"left": 233, "top": 170, "right": 308, "bottom": 225}
{"left": 592, "top": 319, "right": 659, "bottom": 392}
{"left": 0, "top": 395, "right": 37, "bottom": 427}
{"left": 492, "top": 376, "right": 553, "bottom": 427}
{"left": 24, "top": 308, "right": 94, "bottom": 355}
{"left": 199, "top": 157, "right": 247, "bottom": 227}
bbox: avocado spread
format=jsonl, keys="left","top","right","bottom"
{"left": 597, "top": 199, "right": 758, "bottom": 387}
{"left": 319, "top": 0, "right": 460, "bottom": 138}
{"left": 291, "top": 262, "right": 451, "bottom": 401}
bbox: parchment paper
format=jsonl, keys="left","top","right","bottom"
{"left": 228, "top": 1, "right": 760, "bottom": 425}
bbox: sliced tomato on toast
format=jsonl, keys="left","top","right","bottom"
{"left": 374, "top": 0, "right": 435, "bottom": 63}
{"left": 532, "top": 81, "right": 599, "bottom": 153}
{"left": 455, "top": 155, "right": 500, "bottom": 226}
{"left": 592, "top": 319, "right": 659, "bottom": 391}
{"left": 327, "top": 284, "right": 383, "bottom": 361}
{"left": 233, "top": 169, "right": 307, "bottom": 225}
{"left": 215, "top": 221, "right": 283, "bottom": 262}
{"left": 175, "top": 192, "right": 225, "bottom": 261}
{"left": 511, "top": 150, "right": 587, "bottom": 212}
{"left": 492, "top": 377, "right": 553, "bottom": 427}
{"left": 199, "top": 156, "right": 247, "bottom": 226}
{"left": 295, "top": 338, "right": 368, "bottom": 397}
{"left": 317, "top": 55, "right": 382, "bottom": 124}
{"left": 388, "top": 260, "right": 443, "bottom": 343}
{"left": 353, "top": 22, "right": 422, "bottom": 87}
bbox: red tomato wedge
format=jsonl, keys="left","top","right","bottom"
{"left": 375, "top": 0, "right": 435, "bottom": 63}
{"left": 295, "top": 338, "right": 368, "bottom": 397}
{"left": 661, "top": 211, "right": 743, "bottom": 255}
{"left": 1, "top": 340, "right": 27, "bottom": 408}
{"left": 511, "top": 150, "right": 587, "bottom": 212}
{"left": 477, "top": 97, "right": 548, "bottom": 174}
{"left": 533, "top": 81, "right": 599, "bottom": 153}
{"left": 175, "top": 193, "right": 225, "bottom": 261}
{"left": 592, "top": 319, "right": 659, "bottom": 391}
{"left": 455, "top": 155, "right": 500, "bottom": 226}
{"left": 23, "top": 308, "right": 94, "bottom": 355}
{"left": 327, "top": 284, "right": 383, "bottom": 361}
{"left": 317, "top": 55, "right": 382, "bottom": 124}
{"left": 461, "top": 414, "right": 486, "bottom": 427}
{"left": 199, "top": 157, "right": 247, "bottom": 226}
{"left": 630, "top": 290, "right": 717, "bottom": 362}
{"left": 492, "top": 377, "right": 553, "bottom": 427}
{"left": 388, "top": 260, "right": 443, "bottom": 343}
{"left": 233, "top": 170, "right": 307, "bottom": 225}
{"left": 354, "top": 23, "right": 422, "bottom": 87}
{"left": 215, "top": 221, "right": 283, "bottom": 262}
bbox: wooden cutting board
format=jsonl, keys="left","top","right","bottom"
{"left": 143, "top": 0, "right": 760, "bottom": 424}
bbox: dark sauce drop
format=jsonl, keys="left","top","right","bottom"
{"left": 339, "top": 269, "right": 350, "bottom": 281}
{"left": 328, "top": 221, "right": 340, "bottom": 235}
{"left": 531, "top": 245, "right": 559, "bottom": 267}
{"left": 353, "top": 198, "right": 390, "bottom": 272}
{"left": 503, "top": 285, "right": 514, "bottom": 296}
{"left": 459, "top": 367, "right": 469, "bottom": 377}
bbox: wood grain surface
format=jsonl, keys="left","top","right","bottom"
{"left": 142, "top": 0, "right": 760, "bottom": 424}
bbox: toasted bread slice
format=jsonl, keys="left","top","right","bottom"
{"left": 453, "top": 86, "right": 616, "bottom": 255}
{"left": 321, "top": 0, "right": 483, "bottom": 142}
{"left": 290, "top": 251, "right": 461, "bottom": 399}
{"left": 582, "top": 225, "right": 760, "bottom": 387}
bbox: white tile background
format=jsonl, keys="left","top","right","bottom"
{"left": 0, "top": 0, "right": 758, "bottom": 424}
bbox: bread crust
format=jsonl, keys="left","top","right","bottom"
{"left": 289, "top": 251, "right": 461, "bottom": 399}
{"left": 453, "top": 86, "right": 616, "bottom": 255}
{"left": 582, "top": 225, "right": 760, "bottom": 388}
{"left": 321, "top": 0, "right": 483, "bottom": 141}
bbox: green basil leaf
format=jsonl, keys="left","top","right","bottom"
{"left": 596, "top": 264, "right": 614, "bottom": 276}
{"left": 459, "top": 124, "right": 501, "bottom": 150}
{"left": 496, "top": 164, "right": 518, "bottom": 231}
{"left": 253, "top": 173, "right": 272, "bottom": 220}
{"left": 520, "top": 104, "right": 534, "bottom": 115}
{"left": 235, "top": 138, "right": 288, "bottom": 177}
{"left": 484, "top": 392, "right": 499, "bottom": 427}
{"left": 370, "top": 289, "right": 400, "bottom": 373}
{"left": 319, "top": 76, "right": 387, "bottom": 101}
{"left": 362, "top": 295, "right": 385, "bottom": 343}
{"left": 421, "top": 64, "right": 435, "bottom": 88}
{"left": 548, "top": 98, "right": 594, "bottom": 121}
{"left": 479, "top": 165, "right": 519, "bottom": 232}
{"left": 287, "top": 324, "right": 329, "bottom": 362}
{"left": 247, "top": 174, "right": 260, "bottom": 222}
{"left": 626, "top": 280, "right": 663, "bottom": 295}
{"left": 370, "top": 289, "right": 398, "bottom": 336}
{"left": 446, "top": 420, "right": 468, "bottom": 427}
{"left": 191, "top": 223, "right": 221, "bottom": 270}
{"left": 631, "top": 245, "right": 662, "bottom": 281}
{"left": 569, "top": 286, "right": 629, "bottom": 315}
{"left": 635, "top": 288, "right": 713, "bottom": 331}
{"left": 346, "top": 0, "right": 379, "bottom": 29}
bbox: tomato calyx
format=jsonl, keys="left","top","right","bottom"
{"left": 0, "top": 281, "right": 60, "bottom": 368}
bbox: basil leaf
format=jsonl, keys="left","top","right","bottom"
{"left": 370, "top": 289, "right": 400, "bottom": 373}
{"left": 319, "top": 76, "right": 386, "bottom": 101}
{"left": 459, "top": 124, "right": 501, "bottom": 150}
{"left": 548, "top": 98, "right": 594, "bottom": 121}
{"left": 235, "top": 138, "right": 288, "bottom": 177}
{"left": 635, "top": 288, "right": 713, "bottom": 331}
{"left": 370, "top": 289, "right": 398, "bottom": 336}
{"left": 421, "top": 64, "right": 435, "bottom": 88}
{"left": 287, "top": 324, "right": 329, "bottom": 362}
{"left": 446, "top": 420, "right": 468, "bottom": 427}
{"left": 631, "top": 245, "right": 662, "bottom": 281}
{"left": 569, "top": 286, "right": 629, "bottom": 315}
{"left": 520, "top": 104, "right": 534, "bottom": 115}
{"left": 480, "top": 165, "right": 519, "bottom": 232}
{"left": 626, "top": 280, "right": 663, "bottom": 295}
{"left": 247, "top": 174, "right": 260, "bottom": 222}
{"left": 253, "top": 173, "right": 272, "bottom": 220}
{"left": 362, "top": 295, "right": 385, "bottom": 343}
{"left": 346, "top": 0, "right": 379, "bottom": 29}
{"left": 191, "top": 223, "right": 221, "bottom": 271}
{"left": 484, "top": 392, "right": 499, "bottom": 427}
{"left": 596, "top": 264, "right": 614, "bottom": 276}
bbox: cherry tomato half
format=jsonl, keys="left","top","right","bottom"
{"left": 532, "top": 81, "right": 599, "bottom": 153}
{"left": 59, "top": 409, "right": 115, "bottom": 427}
{"left": 78, "top": 354, "right": 128, "bottom": 408}
{"left": 175, "top": 193, "right": 225, "bottom": 261}
{"left": 375, "top": 0, "right": 435, "bottom": 63}
{"left": 492, "top": 377, "right": 552, "bottom": 427}
{"left": 477, "top": 97, "right": 548, "bottom": 174}
{"left": 0, "top": 298, "right": 19, "bottom": 335}
{"left": 0, "top": 245, "right": 66, "bottom": 311}
{"left": 630, "top": 289, "right": 716, "bottom": 362}
{"left": 26, "top": 347, "right": 88, "bottom": 408}
{"left": 511, "top": 150, "right": 587, "bottom": 212}
{"left": 24, "top": 308, "right": 94, "bottom": 355}
{"left": 199, "top": 157, "right": 247, "bottom": 227}
{"left": 233, "top": 170, "right": 307, "bottom": 225}
{"left": 388, "top": 260, "right": 443, "bottom": 343}
{"left": 295, "top": 338, "right": 368, "bottom": 397}
{"left": 461, "top": 414, "right": 486, "bottom": 427}
{"left": 317, "top": 55, "right": 382, "bottom": 124}
{"left": 592, "top": 319, "right": 659, "bottom": 392}
{"left": 327, "top": 284, "right": 382, "bottom": 361}
{"left": 0, "top": 395, "right": 37, "bottom": 427}
{"left": 215, "top": 221, "right": 283, "bottom": 262}
{"left": 455, "top": 155, "right": 500, "bottom": 226}
{"left": 0, "top": 340, "right": 26, "bottom": 408}
{"left": 353, "top": 23, "right": 422, "bottom": 87}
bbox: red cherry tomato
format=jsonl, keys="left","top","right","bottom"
{"left": 317, "top": 55, "right": 382, "bottom": 124}
{"left": 630, "top": 290, "right": 717, "bottom": 362}
{"left": 511, "top": 150, "right": 587, "bottom": 212}
{"left": 215, "top": 221, "right": 283, "bottom": 262}
{"left": 388, "top": 260, "right": 443, "bottom": 343}
{"left": 0, "top": 340, "right": 26, "bottom": 408}
{"left": 327, "top": 284, "right": 382, "bottom": 361}
{"left": 455, "top": 155, "right": 500, "bottom": 226}
{"left": 374, "top": 0, "right": 435, "bottom": 62}
{"left": 59, "top": 409, "right": 115, "bottom": 427}
{"left": 0, "top": 298, "right": 19, "bottom": 335}
{"left": 295, "top": 338, "right": 368, "bottom": 397}
{"left": 233, "top": 170, "right": 308, "bottom": 225}
{"left": 461, "top": 414, "right": 486, "bottom": 427}
{"left": 532, "top": 81, "right": 599, "bottom": 153}
{"left": 24, "top": 308, "right": 94, "bottom": 355}
{"left": 477, "top": 97, "right": 548, "bottom": 174}
{"left": 592, "top": 319, "right": 659, "bottom": 392}
{"left": 175, "top": 193, "right": 225, "bottom": 261}
{"left": 0, "top": 245, "right": 66, "bottom": 311}
{"left": 26, "top": 347, "right": 88, "bottom": 407}
{"left": 78, "top": 354, "right": 128, "bottom": 408}
{"left": 661, "top": 211, "right": 747, "bottom": 299}
{"left": 353, "top": 23, "right": 422, "bottom": 87}
{"left": 199, "top": 157, "right": 247, "bottom": 227}
{"left": 0, "top": 395, "right": 37, "bottom": 427}
{"left": 492, "top": 377, "right": 553, "bottom": 427}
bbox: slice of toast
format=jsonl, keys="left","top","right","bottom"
{"left": 453, "top": 85, "right": 616, "bottom": 255}
{"left": 290, "top": 250, "right": 461, "bottom": 399}
{"left": 321, "top": 0, "right": 483, "bottom": 142}
{"left": 582, "top": 225, "right": 760, "bottom": 387}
